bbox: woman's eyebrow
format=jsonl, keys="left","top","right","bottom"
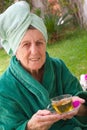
{"left": 21, "top": 40, "right": 30, "bottom": 44}
{"left": 37, "top": 38, "right": 45, "bottom": 42}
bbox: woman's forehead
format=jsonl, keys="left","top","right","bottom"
{"left": 21, "top": 29, "right": 46, "bottom": 43}
{"left": 24, "top": 29, "right": 45, "bottom": 38}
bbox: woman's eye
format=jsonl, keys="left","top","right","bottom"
{"left": 23, "top": 43, "right": 30, "bottom": 47}
{"left": 36, "top": 41, "right": 43, "bottom": 46}
{"left": 25, "top": 43, "right": 29, "bottom": 46}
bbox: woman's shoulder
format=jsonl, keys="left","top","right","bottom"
{"left": 50, "top": 56, "right": 66, "bottom": 67}
{"left": 46, "top": 52, "right": 65, "bottom": 66}
{"left": 0, "top": 68, "right": 18, "bottom": 91}
{"left": 49, "top": 56, "right": 71, "bottom": 74}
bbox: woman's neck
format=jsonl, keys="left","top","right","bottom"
{"left": 30, "top": 66, "right": 44, "bottom": 82}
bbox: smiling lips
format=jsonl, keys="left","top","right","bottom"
{"left": 30, "top": 58, "right": 40, "bottom": 62}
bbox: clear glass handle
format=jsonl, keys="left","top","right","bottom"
{"left": 47, "top": 104, "right": 55, "bottom": 112}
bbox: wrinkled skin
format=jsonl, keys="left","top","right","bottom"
{"left": 26, "top": 96, "right": 85, "bottom": 130}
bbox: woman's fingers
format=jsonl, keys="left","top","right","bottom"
{"left": 27, "top": 110, "right": 64, "bottom": 130}
{"left": 72, "top": 96, "right": 85, "bottom": 104}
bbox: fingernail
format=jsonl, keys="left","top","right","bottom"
{"left": 72, "top": 101, "right": 80, "bottom": 108}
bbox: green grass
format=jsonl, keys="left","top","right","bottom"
{"left": 47, "top": 28, "right": 87, "bottom": 79}
{"left": 0, "top": 49, "right": 10, "bottom": 74}
{"left": 0, "top": 28, "right": 87, "bottom": 79}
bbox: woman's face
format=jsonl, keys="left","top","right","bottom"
{"left": 16, "top": 29, "right": 46, "bottom": 73}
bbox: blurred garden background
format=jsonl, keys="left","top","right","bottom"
{"left": 0, "top": 0, "right": 87, "bottom": 80}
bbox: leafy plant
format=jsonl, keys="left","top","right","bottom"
{"left": 34, "top": 8, "right": 41, "bottom": 17}
{"left": 44, "top": 13, "right": 58, "bottom": 42}
{"left": 44, "top": 12, "right": 75, "bottom": 43}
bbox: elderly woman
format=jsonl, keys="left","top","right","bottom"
{"left": 0, "top": 1, "right": 87, "bottom": 130}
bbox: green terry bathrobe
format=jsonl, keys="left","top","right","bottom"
{"left": 0, "top": 53, "right": 87, "bottom": 130}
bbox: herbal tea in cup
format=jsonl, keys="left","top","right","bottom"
{"left": 48, "top": 94, "right": 74, "bottom": 114}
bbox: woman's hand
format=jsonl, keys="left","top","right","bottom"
{"left": 62, "top": 96, "right": 85, "bottom": 120}
{"left": 26, "top": 97, "right": 86, "bottom": 130}
{"left": 72, "top": 96, "right": 85, "bottom": 104}
{"left": 72, "top": 96, "right": 87, "bottom": 116}
{"left": 26, "top": 110, "right": 65, "bottom": 130}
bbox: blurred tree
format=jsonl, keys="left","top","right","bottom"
{"left": 1, "top": 0, "right": 87, "bottom": 29}
{"left": 0, "top": 0, "right": 46, "bottom": 18}
{"left": 62, "top": 0, "right": 87, "bottom": 28}
{"left": 0, "top": 0, "right": 13, "bottom": 13}
{"left": 68, "top": 0, "right": 84, "bottom": 28}
{"left": 30, "top": 0, "right": 47, "bottom": 18}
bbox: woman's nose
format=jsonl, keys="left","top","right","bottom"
{"left": 30, "top": 43, "right": 38, "bottom": 54}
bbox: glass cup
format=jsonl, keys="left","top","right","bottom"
{"left": 47, "top": 94, "right": 74, "bottom": 114}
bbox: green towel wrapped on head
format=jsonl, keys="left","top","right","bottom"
{"left": 0, "top": 1, "right": 48, "bottom": 55}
